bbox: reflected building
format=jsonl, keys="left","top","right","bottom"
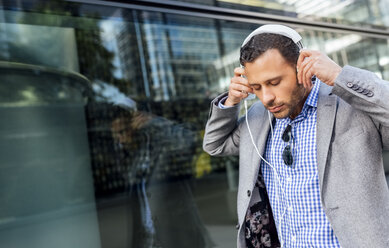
{"left": 115, "top": 10, "right": 147, "bottom": 99}
{"left": 116, "top": 9, "right": 222, "bottom": 101}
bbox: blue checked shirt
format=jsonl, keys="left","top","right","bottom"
{"left": 261, "top": 78, "right": 341, "bottom": 247}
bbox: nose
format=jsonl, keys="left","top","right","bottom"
{"left": 261, "top": 88, "right": 275, "bottom": 106}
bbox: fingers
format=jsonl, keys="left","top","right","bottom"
{"left": 225, "top": 67, "right": 253, "bottom": 106}
{"left": 302, "top": 63, "right": 315, "bottom": 89}
{"left": 231, "top": 76, "right": 253, "bottom": 91}
{"left": 297, "top": 50, "right": 308, "bottom": 69}
{"left": 297, "top": 50, "right": 341, "bottom": 87}
{"left": 232, "top": 67, "right": 253, "bottom": 93}
{"left": 229, "top": 77, "right": 253, "bottom": 99}
{"left": 297, "top": 49, "right": 314, "bottom": 69}
{"left": 230, "top": 82, "right": 252, "bottom": 95}
{"left": 297, "top": 50, "right": 311, "bottom": 86}
{"left": 299, "top": 57, "right": 315, "bottom": 88}
{"left": 297, "top": 56, "right": 310, "bottom": 87}
{"left": 234, "top": 67, "right": 245, "bottom": 77}
{"left": 297, "top": 50, "right": 321, "bottom": 88}
{"left": 228, "top": 87, "right": 248, "bottom": 100}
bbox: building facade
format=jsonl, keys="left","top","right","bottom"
{"left": 0, "top": 0, "right": 388, "bottom": 247}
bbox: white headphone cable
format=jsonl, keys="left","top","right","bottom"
{"left": 244, "top": 99, "right": 288, "bottom": 247}
{"left": 240, "top": 24, "right": 304, "bottom": 247}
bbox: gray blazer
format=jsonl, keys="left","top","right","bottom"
{"left": 203, "top": 65, "right": 389, "bottom": 248}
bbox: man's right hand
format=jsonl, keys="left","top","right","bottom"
{"left": 224, "top": 67, "right": 254, "bottom": 107}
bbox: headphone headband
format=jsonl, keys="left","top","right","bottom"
{"left": 241, "top": 24, "right": 303, "bottom": 50}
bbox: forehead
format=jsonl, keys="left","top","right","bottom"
{"left": 244, "top": 49, "right": 292, "bottom": 83}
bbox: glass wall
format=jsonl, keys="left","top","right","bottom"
{"left": 177, "top": 0, "right": 389, "bottom": 27}
{"left": 0, "top": 1, "right": 388, "bottom": 248}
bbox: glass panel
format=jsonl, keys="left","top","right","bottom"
{"left": 171, "top": 0, "right": 389, "bottom": 27}
{"left": 0, "top": 63, "right": 99, "bottom": 248}
{"left": 0, "top": 1, "right": 388, "bottom": 248}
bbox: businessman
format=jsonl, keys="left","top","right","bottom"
{"left": 203, "top": 25, "right": 389, "bottom": 248}
{"left": 111, "top": 106, "right": 213, "bottom": 248}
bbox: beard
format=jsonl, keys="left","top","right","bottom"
{"left": 267, "top": 82, "right": 308, "bottom": 119}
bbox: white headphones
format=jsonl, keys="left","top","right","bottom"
{"left": 241, "top": 24, "right": 303, "bottom": 248}
{"left": 241, "top": 24, "right": 304, "bottom": 50}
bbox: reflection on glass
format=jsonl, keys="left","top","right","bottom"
{"left": 177, "top": 0, "right": 389, "bottom": 27}
{"left": 0, "top": 23, "right": 79, "bottom": 72}
{"left": 0, "top": 62, "right": 99, "bottom": 248}
{"left": 0, "top": 1, "right": 388, "bottom": 247}
{"left": 107, "top": 105, "right": 212, "bottom": 247}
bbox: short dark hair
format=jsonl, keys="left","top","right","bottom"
{"left": 111, "top": 105, "right": 134, "bottom": 122}
{"left": 240, "top": 33, "right": 300, "bottom": 67}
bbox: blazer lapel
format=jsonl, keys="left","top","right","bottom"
{"left": 316, "top": 83, "right": 338, "bottom": 193}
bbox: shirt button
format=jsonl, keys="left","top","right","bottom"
{"left": 236, "top": 223, "right": 240, "bottom": 230}
{"left": 247, "top": 190, "right": 251, "bottom": 197}
{"left": 288, "top": 206, "right": 293, "bottom": 212}
{"left": 286, "top": 177, "right": 292, "bottom": 182}
{"left": 291, "top": 235, "right": 296, "bottom": 242}
{"left": 367, "top": 91, "right": 374, "bottom": 97}
{"left": 357, "top": 87, "right": 364, "bottom": 93}
{"left": 346, "top": 82, "right": 353, "bottom": 88}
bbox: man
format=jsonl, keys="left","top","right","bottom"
{"left": 110, "top": 106, "right": 213, "bottom": 248}
{"left": 203, "top": 25, "right": 389, "bottom": 248}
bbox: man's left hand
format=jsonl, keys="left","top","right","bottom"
{"left": 297, "top": 49, "right": 342, "bottom": 88}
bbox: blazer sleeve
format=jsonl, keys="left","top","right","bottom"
{"left": 332, "top": 65, "right": 389, "bottom": 150}
{"left": 202, "top": 92, "right": 244, "bottom": 156}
